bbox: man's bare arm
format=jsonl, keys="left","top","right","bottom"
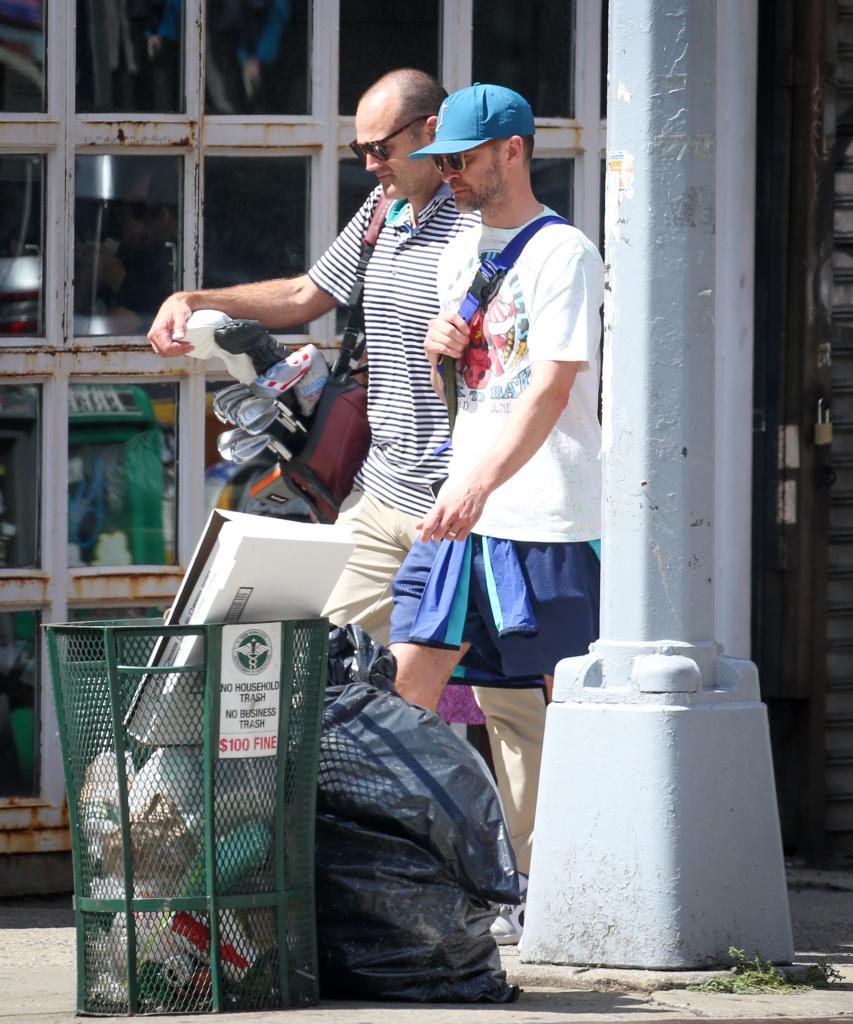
{"left": 418, "top": 360, "right": 582, "bottom": 543}
{"left": 147, "top": 274, "right": 337, "bottom": 356}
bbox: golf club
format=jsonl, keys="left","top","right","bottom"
{"left": 213, "top": 383, "right": 252, "bottom": 424}
{"left": 216, "top": 427, "right": 253, "bottom": 461}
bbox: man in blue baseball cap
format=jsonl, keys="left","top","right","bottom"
{"left": 389, "top": 83, "right": 605, "bottom": 944}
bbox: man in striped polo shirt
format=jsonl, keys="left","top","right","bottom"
{"left": 147, "top": 69, "right": 547, "bottom": 941}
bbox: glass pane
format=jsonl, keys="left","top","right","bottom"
{"left": 74, "top": 155, "right": 182, "bottom": 337}
{"left": 203, "top": 157, "right": 308, "bottom": 332}
{"left": 205, "top": 0, "right": 309, "bottom": 114}
{"left": 531, "top": 158, "right": 574, "bottom": 223}
{"left": 473, "top": 0, "right": 575, "bottom": 118}
{"left": 0, "top": 155, "right": 44, "bottom": 336}
{"left": 338, "top": 157, "right": 376, "bottom": 232}
{"left": 338, "top": 0, "right": 439, "bottom": 116}
{"left": 76, "top": 0, "right": 183, "bottom": 113}
{"left": 0, "top": 0, "right": 45, "bottom": 112}
{"left": 0, "top": 610, "right": 39, "bottom": 797}
{"left": 0, "top": 384, "right": 39, "bottom": 568}
{"left": 68, "top": 382, "right": 177, "bottom": 567}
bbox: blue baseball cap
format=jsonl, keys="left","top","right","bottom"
{"left": 410, "top": 83, "right": 535, "bottom": 159}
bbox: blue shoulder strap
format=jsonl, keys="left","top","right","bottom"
{"left": 456, "top": 214, "right": 568, "bottom": 324}
{"left": 441, "top": 214, "right": 569, "bottom": 434}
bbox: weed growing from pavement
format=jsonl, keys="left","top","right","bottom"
{"left": 688, "top": 946, "right": 843, "bottom": 995}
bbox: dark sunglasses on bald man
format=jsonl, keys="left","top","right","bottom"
{"left": 349, "top": 115, "right": 431, "bottom": 164}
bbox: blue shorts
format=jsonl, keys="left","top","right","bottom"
{"left": 390, "top": 535, "right": 600, "bottom": 684}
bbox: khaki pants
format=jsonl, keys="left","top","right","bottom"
{"left": 322, "top": 489, "right": 546, "bottom": 874}
{"left": 473, "top": 685, "right": 546, "bottom": 877}
{"left": 322, "top": 490, "right": 421, "bottom": 646}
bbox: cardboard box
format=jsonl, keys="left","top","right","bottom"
{"left": 125, "top": 509, "right": 354, "bottom": 745}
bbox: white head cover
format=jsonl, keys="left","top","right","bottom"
{"left": 183, "top": 309, "right": 256, "bottom": 383}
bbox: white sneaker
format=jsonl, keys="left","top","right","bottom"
{"left": 490, "top": 899, "right": 525, "bottom": 945}
{"left": 490, "top": 874, "right": 527, "bottom": 946}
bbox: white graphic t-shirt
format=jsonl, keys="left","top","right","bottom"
{"left": 437, "top": 210, "right": 604, "bottom": 543}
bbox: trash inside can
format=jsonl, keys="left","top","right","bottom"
{"left": 45, "top": 618, "right": 328, "bottom": 1016}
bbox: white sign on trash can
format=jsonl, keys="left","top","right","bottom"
{"left": 218, "top": 623, "right": 282, "bottom": 758}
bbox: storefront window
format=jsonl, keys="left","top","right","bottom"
{"left": 338, "top": 157, "right": 375, "bottom": 232}
{"left": 203, "top": 157, "right": 308, "bottom": 332}
{"left": 531, "top": 158, "right": 574, "bottom": 222}
{"left": 338, "top": 0, "right": 439, "bottom": 116}
{"left": 0, "top": 155, "right": 45, "bottom": 337}
{"left": 0, "top": 610, "right": 39, "bottom": 797}
{"left": 205, "top": 0, "right": 309, "bottom": 115}
{"left": 76, "top": 0, "right": 183, "bottom": 113}
{"left": 473, "top": 0, "right": 575, "bottom": 118}
{"left": 73, "top": 154, "right": 182, "bottom": 337}
{"left": 67, "top": 382, "right": 177, "bottom": 567}
{"left": 0, "top": 0, "right": 45, "bottom": 112}
{"left": 0, "top": 384, "right": 40, "bottom": 568}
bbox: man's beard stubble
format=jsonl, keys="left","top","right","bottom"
{"left": 452, "top": 157, "right": 509, "bottom": 215}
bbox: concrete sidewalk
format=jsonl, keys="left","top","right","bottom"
{"left": 1, "top": 869, "right": 850, "bottom": 1023}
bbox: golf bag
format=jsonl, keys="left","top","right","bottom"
{"left": 249, "top": 374, "right": 370, "bottom": 524}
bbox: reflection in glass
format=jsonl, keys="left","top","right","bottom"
{"left": 205, "top": 0, "right": 308, "bottom": 115}
{"left": 0, "top": 610, "right": 39, "bottom": 797}
{"left": 531, "top": 158, "right": 574, "bottom": 223}
{"left": 68, "top": 382, "right": 177, "bottom": 567}
{"left": 0, "top": 385, "right": 39, "bottom": 568}
{"left": 0, "top": 155, "right": 44, "bottom": 336}
{"left": 339, "top": 0, "right": 439, "bottom": 116}
{"left": 203, "top": 158, "right": 308, "bottom": 331}
{"left": 0, "top": 0, "right": 45, "bottom": 112}
{"left": 473, "top": 0, "right": 575, "bottom": 118}
{"left": 338, "top": 158, "right": 377, "bottom": 233}
{"left": 74, "top": 155, "right": 181, "bottom": 337}
{"left": 76, "top": 0, "right": 183, "bottom": 113}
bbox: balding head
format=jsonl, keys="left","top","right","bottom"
{"left": 359, "top": 69, "right": 447, "bottom": 124}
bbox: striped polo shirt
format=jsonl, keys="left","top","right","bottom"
{"left": 309, "top": 184, "right": 478, "bottom": 516}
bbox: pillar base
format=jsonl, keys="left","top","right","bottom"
{"left": 522, "top": 647, "right": 794, "bottom": 968}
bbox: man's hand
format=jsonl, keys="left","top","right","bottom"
{"left": 424, "top": 310, "right": 471, "bottom": 366}
{"left": 418, "top": 479, "right": 488, "bottom": 543}
{"left": 148, "top": 292, "right": 195, "bottom": 356}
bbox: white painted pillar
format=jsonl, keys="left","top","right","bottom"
{"left": 715, "top": 0, "right": 758, "bottom": 659}
{"left": 522, "top": 0, "right": 793, "bottom": 968}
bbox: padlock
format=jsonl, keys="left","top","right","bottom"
{"left": 815, "top": 421, "right": 833, "bottom": 445}
{"left": 815, "top": 397, "right": 833, "bottom": 446}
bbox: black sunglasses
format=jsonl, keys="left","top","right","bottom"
{"left": 432, "top": 152, "right": 466, "bottom": 174}
{"left": 432, "top": 140, "right": 499, "bottom": 175}
{"left": 349, "top": 115, "right": 430, "bottom": 164}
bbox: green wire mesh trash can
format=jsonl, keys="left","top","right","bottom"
{"left": 45, "top": 618, "right": 328, "bottom": 1016}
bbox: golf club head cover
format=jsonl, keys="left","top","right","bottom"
{"left": 214, "top": 319, "right": 289, "bottom": 374}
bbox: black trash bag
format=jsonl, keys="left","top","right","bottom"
{"left": 315, "top": 625, "right": 520, "bottom": 1003}
{"left": 326, "top": 622, "right": 397, "bottom": 689}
